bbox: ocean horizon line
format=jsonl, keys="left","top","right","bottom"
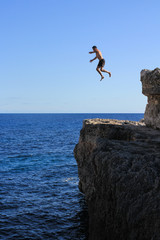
{"left": 0, "top": 112, "right": 144, "bottom": 115}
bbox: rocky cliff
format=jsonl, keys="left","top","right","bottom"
{"left": 74, "top": 119, "right": 160, "bottom": 240}
{"left": 141, "top": 68, "right": 160, "bottom": 129}
{"left": 74, "top": 68, "right": 160, "bottom": 240}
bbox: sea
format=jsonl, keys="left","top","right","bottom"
{"left": 0, "top": 113, "right": 144, "bottom": 240}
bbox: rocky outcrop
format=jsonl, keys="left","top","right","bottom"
{"left": 141, "top": 68, "right": 160, "bottom": 129}
{"left": 74, "top": 119, "right": 160, "bottom": 240}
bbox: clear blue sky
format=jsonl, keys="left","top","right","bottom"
{"left": 0, "top": 0, "right": 160, "bottom": 113}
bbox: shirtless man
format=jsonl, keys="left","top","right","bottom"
{"left": 89, "top": 46, "right": 111, "bottom": 81}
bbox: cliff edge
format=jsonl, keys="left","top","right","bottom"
{"left": 74, "top": 119, "right": 160, "bottom": 240}
{"left": 74, "top": 68, "right": 160, "bottom": 240}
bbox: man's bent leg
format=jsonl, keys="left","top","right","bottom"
{"left": 96, "top": 67, "right": 104, "bottom": 81}
{"left": 101, "top": 67, "right": 111, "bottom": 77}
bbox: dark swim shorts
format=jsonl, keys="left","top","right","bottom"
{"left": 98, "top": 58, "right": 105, "bottom": 68}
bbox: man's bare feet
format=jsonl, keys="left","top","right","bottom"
{"left": 100, "top": 76, "right": 104, "bottom": 81}
{"left": 109, "top": 72, "right": 111, "bottom": 77}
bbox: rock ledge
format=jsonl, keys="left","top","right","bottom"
{"left": 74, "top": 119, "right": 160, "bottom": 240}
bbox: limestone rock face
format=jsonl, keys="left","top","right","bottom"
{"left": 141, "top": 68, "right": 160, "bottom": 129}
{"left": 74, "top": 119, "right": 160, "bottom": 240}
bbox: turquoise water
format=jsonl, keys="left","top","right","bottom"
{"left": 0, "top": 113, "right": 143, "bottom": 240}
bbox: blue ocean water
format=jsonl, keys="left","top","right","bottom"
{"left": 0, "top": 113, "right": 143, "bottom": 240}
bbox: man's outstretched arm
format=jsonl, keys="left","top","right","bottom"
{"left": 90, "top": 57, "right": 97, "bottom": 62}
{"left": 89, "top": 51, "right": 94, "bottom": 54}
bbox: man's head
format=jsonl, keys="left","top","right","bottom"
{"left": 92, "top": 46, "right": 97, "bottom": 52}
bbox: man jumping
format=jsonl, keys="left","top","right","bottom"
{"left": 89, "top": 46, "right": 111, "bottom": 81}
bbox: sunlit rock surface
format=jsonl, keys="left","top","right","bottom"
{"left": 141, "top": 68, "right": 160, "bottom": 129}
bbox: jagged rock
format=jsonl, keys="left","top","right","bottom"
{"left": 74, "top": 119, "right": 160, "bottom": 240}
{"left": 141, "top": 68, "right": 160, "bottom": 129}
